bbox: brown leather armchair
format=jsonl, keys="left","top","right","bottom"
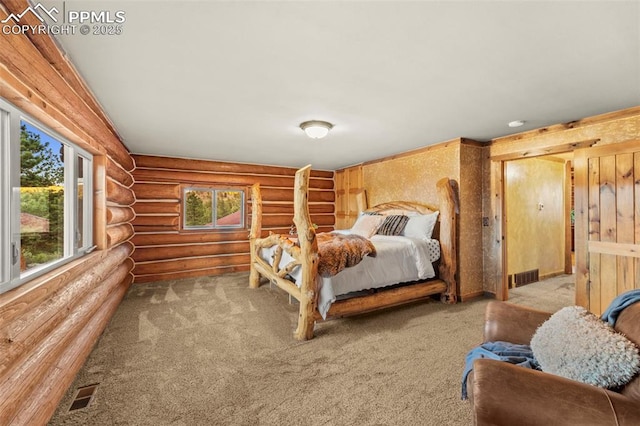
{"left": 466, "top": 301, "right": 640, "bottom": 426}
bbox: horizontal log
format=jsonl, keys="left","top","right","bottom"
{"left": 132, "top": 230, "right": 249, "bottom": 246}
{"left": 132, "top": 225, "right": 180, "bottom": 233}
{"left": 107, "top": 156, "right": 134, "bottom": 187}
{"left": 133, "top": 168, "right": 334, "bottom": 190}
{"left": 132, "top": 183, "right": 180, "bottom": 200}
{"left": 133, "top": 254, "right": 250, "bottom": 276}
{"left": 106, "top": 206, "right": 136, "bottom": 225}
{"left": 320, "top": 280, "right": 447, "bottom": 320}
{"left": 133, "top": 265, "right": 249, "bottom": 283}
{"left": 252, "top": 259, "right": 302, "bottom": 299}
{"left": 261, "top": 188, "right": 335, "bottom": 203}
{"left": 106, "top": 223, "right": 135, "bottom": 247}
{"left": 133, "top": 241, "right": 249, "bottom": 262}
{"left": 0, "top": 257, "right": 131, "bottom": 423}
{"left": 13, "top": 273, "right": 131, "bottom": 425}
{"left": 257, "top": 214, "right": 335, "bottom": 228}
{"left": 251, "top": 203, "right": 334, "bottom": 214}
{"left": 133, "top": 201, "right": 180, "bottom": 215}
{"left": 106, "top": 177, "right": 135, "bottom": 206}
{"left": 131, "top": 215, "right": 179, "bottom": 227}
{"left": 133, "top": 155, "right": 333, "bottom": 179}
{"left": 0, "top": 243, "right": 132, "bottom": 326}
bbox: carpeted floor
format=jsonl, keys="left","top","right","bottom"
{"left": 48, "top": 273, "right": 574, "bottom": 425}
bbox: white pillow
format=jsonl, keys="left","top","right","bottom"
{"left": 350, "top": 214, "right": 384, "bottom": 238}
{"left": 402, "top": 211, "right": 439, "bottom": 239}
{"left": 531, "top": 306, "right": 640, "bottom": 388}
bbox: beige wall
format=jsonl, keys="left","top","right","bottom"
{"left": 505, "top": 157, "right": 566, "bottom": 278}
{"left": 341, "top": 139, "right": 485, "bottom": 300}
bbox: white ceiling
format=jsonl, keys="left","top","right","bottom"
{"left": 51, "top": 0, "right": 640, "bottom": 170}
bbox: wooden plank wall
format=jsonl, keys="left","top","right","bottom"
{"left": 131, "top": 155, "right": 335, "bottom": 283}
{"left": 0, "top": 1, "right": 135, "bottom": 424}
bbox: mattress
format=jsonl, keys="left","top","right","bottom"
{"left": 259, "top": 233, "right": 441, "bottom": 319}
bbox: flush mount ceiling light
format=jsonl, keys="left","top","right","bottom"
{"left": 300, "top": 120, "right": 333, "bottom": 139}
{"left": 508, "top": 120, "right": 526, "bottom": 128}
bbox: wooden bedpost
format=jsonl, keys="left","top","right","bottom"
{"left": 293, "top": 165, "right": 319, "bottom": 340}
{"left": 249, "top": 183, "right": 262, "bottom": 289}
{"left": 436, "top": 178, "right": 458, "bottom": 303}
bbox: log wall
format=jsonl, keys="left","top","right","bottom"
{"left": 131, "top": 155, "right": 334, "bottom": 283}
{"left": 0, "top": 1, "right": 136, "bottom": 424}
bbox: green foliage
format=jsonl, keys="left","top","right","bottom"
{"left": 185, "top": 191, "right": 211, "bottom": 226}
{"left": 20, "top": 124, "right": 64, "bottom": 187}
{"left": 19, "top": 124, "right": 65, "bottom": 270}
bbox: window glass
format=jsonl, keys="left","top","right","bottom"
{"left": 184, "top": 188, "right": 244, "bottom": 230}
{"left": 216, "top": 190, "right": 243, "bottom": 227}
{"left": 20, "top": 121, "right": 65, "bottom": 273}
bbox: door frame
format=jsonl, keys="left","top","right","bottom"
{"left": 490, "top": 139, "right": 598, "bottom": 301}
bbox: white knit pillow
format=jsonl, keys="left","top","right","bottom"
{"left": 531, "top": 306, "right": 640, "bottom": 388}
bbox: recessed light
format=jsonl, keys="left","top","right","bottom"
{"left": 508, "top": 120, "right": 526, "bottom": 128}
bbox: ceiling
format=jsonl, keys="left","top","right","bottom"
{"left": 50, "top": 1, "right": 640, "bottom": 170}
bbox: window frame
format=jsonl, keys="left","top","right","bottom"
{"left": 0, "top": 97, "right": 94, "bottom": 294}
{"left": 181, "top": 185, "right": 247, "bottom": 231}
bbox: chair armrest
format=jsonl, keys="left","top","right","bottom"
{"left": 483, "top": 301, "right": 552, "bottom": 344}
{"left": 471, "top": 359, "right": 640, "bottom": 426}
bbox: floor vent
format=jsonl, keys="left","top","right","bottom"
{"left": 68, "top": 384, "right": 98, "bottom": 412}
{"left": 514, "top": 269, "right": 539, "bottom": 287}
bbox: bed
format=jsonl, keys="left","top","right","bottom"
{"left": 249, "top": 165, "right": 458, "bottom": 340}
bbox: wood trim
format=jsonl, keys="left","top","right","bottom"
{"left": 573, "top": 148, "right": 590, "bottom": 308}
{"left": 490, "top": 139, "right": 599, "bottom": 161}
{"left": 564, "top": 161, "right": 573, "bottom": 274}
{"left": 320, "top": 280, "right": 447, "bottom": 320}
{"left": 491, "top": 107, "right": 640, "bottom": 145}
{"left": 588, "top": 241, "right": 640, "bottom": 259}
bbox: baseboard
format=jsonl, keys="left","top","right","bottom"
{"left": 460, "top": 290, "right": 485, "bottom": 301}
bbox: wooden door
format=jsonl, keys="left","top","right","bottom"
{"left": 574, "top": 139, "right": 640, "bottom": 314}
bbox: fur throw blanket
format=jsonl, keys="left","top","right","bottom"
{"left": 316, "top": 232, "right": 376, "bottom": 277}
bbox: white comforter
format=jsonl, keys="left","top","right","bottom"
{"left": 259, "top": 233, "right": 440, "bottom": 319}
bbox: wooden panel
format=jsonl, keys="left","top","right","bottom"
{"left": 587, "top": 158, "right": 601, "bottom": 310}
{"left": 598, "top": 155, "right": 617, "bottom": 312}
{"left": 635, "top": 153, "right": 640, "bottom": 289}
{"left": 616, "top": 153, "right": 635, "bottom": 294}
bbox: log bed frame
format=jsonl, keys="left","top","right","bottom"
{"left": 249, "top": 165, "right": 458, "bottom": 340}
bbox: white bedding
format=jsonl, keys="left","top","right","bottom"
{"left": 259, "top": 233, "right": 440, "bottom": 319}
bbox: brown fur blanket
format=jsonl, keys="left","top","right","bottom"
{"left": 316, "top": 232, "right": 376, "bottom": 277}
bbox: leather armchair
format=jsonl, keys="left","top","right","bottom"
{"left": 467, "top": 301, "right": 640, "bottom": 426}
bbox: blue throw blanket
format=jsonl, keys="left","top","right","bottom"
{"left": 600, "top": 289, "right": 640, "bottom": 326}
{"left": 461, "top": 341, "right": 539, "bottom": 400}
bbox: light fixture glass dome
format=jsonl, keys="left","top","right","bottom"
{"left": 300, "top": 120, "right": 333, "bottom": 139}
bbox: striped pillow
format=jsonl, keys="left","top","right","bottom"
{"left": 376, "top": 215, "right": 409, "bottom": 236}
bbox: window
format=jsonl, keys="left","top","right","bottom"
{"left": 183, "top": 187, "right": 244, "bottom": 230}
{"left": 0, "top": 98, "right": 93, "bottom": 294}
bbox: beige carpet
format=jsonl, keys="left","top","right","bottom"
{"left": 48, "top": 273, "right": 574, "bottom": 426}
